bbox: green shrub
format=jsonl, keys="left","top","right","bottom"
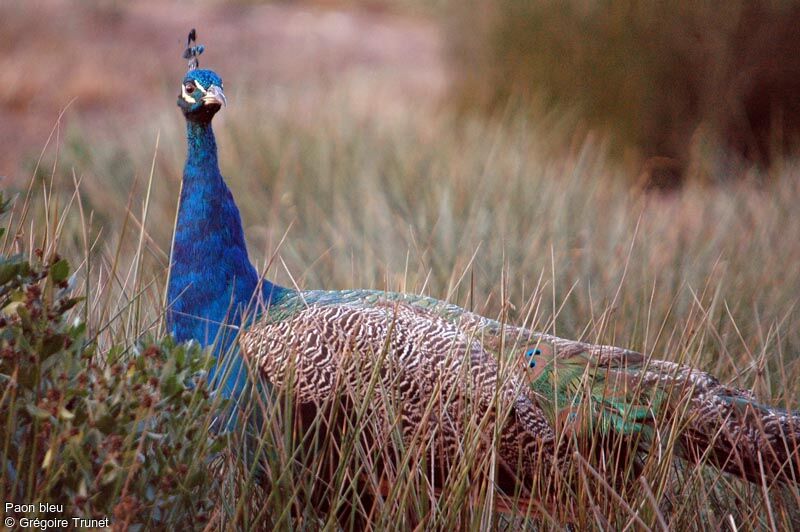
{"left": 0, "top": 194, "right": 226, "bottom": 530}
{"left": 446, "top": 0, "right": 800, "bottom": 180}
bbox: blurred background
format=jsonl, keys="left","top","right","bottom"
{"left": 4, "top": 0, "right": 800, "bottom": 185}
{"left": 2, "top": 0, "right": 800, "bottom": 395}
{"left": 0, "top": 0, "right": 446, "bottom": 178}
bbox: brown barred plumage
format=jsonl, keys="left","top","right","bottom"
{"left": 241, "top": 301, "right": 555, "bottom": 485}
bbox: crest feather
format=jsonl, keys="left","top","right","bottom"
{"left": 182, "top": 28, "right": 205, "bottom": 71}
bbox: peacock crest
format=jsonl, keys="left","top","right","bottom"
{"left": 182, "top": 28, "right": 205, "bottom": 71}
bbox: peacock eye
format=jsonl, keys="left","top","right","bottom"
{"left": 184, "top": 83, "right": 195, "bottom": 94}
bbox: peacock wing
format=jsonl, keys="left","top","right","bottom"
{"left": 239, "top": 299, "right": 556, "bottom": 480}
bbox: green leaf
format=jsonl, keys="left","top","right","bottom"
{"left": 51, "top": 259, "right": 70, "bottom": 283}
{"left": 16, "top": 305, "right": 32, "bottom": 331}
{"left": 186, "top": 468, "right": 205, "bottom": 489}
{"left": 60, "top": 297, "right": 84, "bottom": 313}
{"left": 41, "top": 333, "right": 66, "bottom": 358}
{"left": 69, "top": 321, "right": 86, "bottom": 338}
{"left": 101, "top": 468, "right": 119, "bottom": 485}
{"left": 0, "top": 255, "right": 26, "bottom": 284}
{"left": 209, "top": 435, "right": 228, "bottom": 454}
{"left": 175, "top": 345, "right": 185, "bottom": 367}
{"left": 96, "top": 413, "right": 116, "bottom": 434}
{"left": 159, "top": 357, "right": 176, "bottom": 388}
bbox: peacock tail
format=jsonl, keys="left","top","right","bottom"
{"left": 517, "top": 340, "right": 800, "bottom": 482}
{"left": 242, "top": 288, "right": 800, "bottom": 487}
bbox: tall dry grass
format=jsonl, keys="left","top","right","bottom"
{"left": 4, "top": 75, "right": 800, "bottom": 528}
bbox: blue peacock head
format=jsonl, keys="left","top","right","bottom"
{"left": 177, "top": 29, "right": 226, "bottom": 122}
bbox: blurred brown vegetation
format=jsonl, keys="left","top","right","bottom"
{"left": 0, "top": 0, "right": 443, "bottom": 179}
{"left": 447, "top": 0, "right": 800, "bottom": 185}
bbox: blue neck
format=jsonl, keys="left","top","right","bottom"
{"left": 167, "top": 118, "right": 286, "bottom": 399}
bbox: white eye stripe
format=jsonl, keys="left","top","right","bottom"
{"left": 181, "top": 84, "right": 196, "bottom": 104}
{"left": 193, "top": 80, "right": 208, "bottom": 95}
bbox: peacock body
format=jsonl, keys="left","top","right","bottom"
{"left": 166, "top": 32, "right": 800, "bottom": 512}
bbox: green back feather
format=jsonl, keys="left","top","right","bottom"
{"left": 524, "top": 344, "right": 667, "bottom": 438}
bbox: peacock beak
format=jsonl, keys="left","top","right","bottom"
{"left": 202, "top": 85, "right": 226, "bottom": 107}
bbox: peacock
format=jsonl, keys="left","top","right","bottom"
{"left": 167, "top": 30, "right": 800, "bottom": 515}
